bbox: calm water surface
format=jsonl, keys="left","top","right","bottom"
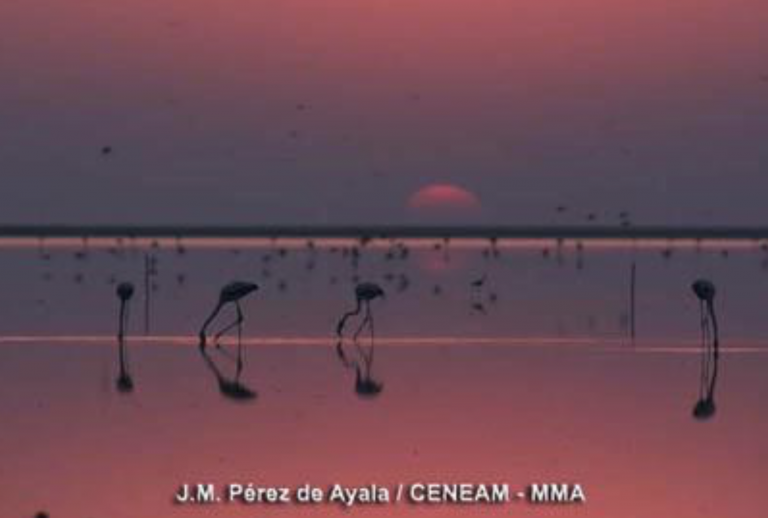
{"left": 1, "top": 241, "right": 767, "bottom": 517}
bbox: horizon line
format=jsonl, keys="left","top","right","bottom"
{"left": 3, "top": 224, "right": 768, "bottom": 240}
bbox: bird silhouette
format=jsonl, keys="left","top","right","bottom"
{"left": 471, "top": 302, "right": 487, "bottom": 315}
{"left": 471, "top": 274, "right": 487, "bottom": 289}
{"left": 198, "top": 281, "right": 259, "bottom": 400}
{"left": 691, "top": 279, "right": 720, "bottom": 421}
{"left": 115, "top": 282, "right": 135, "bottom": 393}
{"left": 336, "top": 282, "right": 385, "bottom": 397}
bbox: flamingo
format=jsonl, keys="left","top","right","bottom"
{"left": 691, "top": 279, "right": 720, "bottom": 420}
{"left": 198, "top": 281, "right": 259, "bottom": 400}
{"left": 115, "top": 282, "right": 135, "bottom": 393}
{"left": 336, "top": 282, "right": 385, "bottom": 397}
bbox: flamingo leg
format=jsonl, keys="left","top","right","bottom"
{"left": 199, "top": 342, "right": 226, "bottom": 385}
{"left": 199, "top": 301, "right": 224, "bottom": 349}
{"left": 117, "top": 300, "right": 130, "bottom": 378}
{"left": 352, "top": 304, "right": 375, "bottom": 378}
{"left": 706, "top": 299, "right": 720, "bottom": 401}
{"left": 336, "top": 299, "right": 362, "bottom": 337}
{"left": 213, "top": 344, "right": 239, "bottom": 364}
{"left": 235, "top": 302, "right": 244, "bottom": 381}
{"left": 336, "top": 340, "right": 355, "bottom": 369}
{"left": 209, "top": 303, "right": 246, "bottom": 369}
{"left": 366, "top": 307, "right": 376, "bottom": 378}
{"left": 699, "top": 300, "right": 712, "bottom": 399}
{"left": 353, "top": 303, "right": 371, "bottom": 342}
{"left": 213, "top": 303, "right": 243, "bottom": 344}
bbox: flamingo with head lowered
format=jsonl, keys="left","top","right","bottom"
{"left": 198, "top": 281, "right": 259, "bottom": 401}
{"left": 336, "top": 282, "right": 386, "bottom": 397}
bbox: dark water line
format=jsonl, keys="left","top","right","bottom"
{"left": 4, "top": 224, "right": 768, "bottom": 240}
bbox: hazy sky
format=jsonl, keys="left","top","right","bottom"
{"left": 1, "top": 0, "right": 767, "bottom": 225}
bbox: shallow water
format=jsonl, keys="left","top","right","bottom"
{"left": 2, "top": 238, "right": 768, "bottom": 339}
{"left": 1, "top": 339, "right": 767, "bottom": 517}
{"left": 1, "top": 241, "right": 767, "bottom": 516}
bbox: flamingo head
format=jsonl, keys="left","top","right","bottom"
{"left": 691, "top": 279, "right": 716, "bottom": 302}
{"left": 116, "top": 282, "right": 135, "bottom": 302}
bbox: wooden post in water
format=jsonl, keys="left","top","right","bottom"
{"left": 144, "top": 253, "right": 151, "bottom": 335}
{"left": 629, "top": 261, "right": 637, "bottom": 343}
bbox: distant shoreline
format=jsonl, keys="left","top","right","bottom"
{"left": 1, "top": 224, "right": 768, "bottom": 240}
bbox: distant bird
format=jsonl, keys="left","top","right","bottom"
{"left": 691, "top": 279, "right": 720, "bottom": 420}
{"left": 396, "top": 274, "right": 410, "bottom": 293}
{"left": 336, "top": 282, "right": 386, "bottom": 397}
{"left": 115, "top": 282, "right": 135, "bottom": 393}
{"left": 198, "top": 281, "right": 259, "bottom": 400}
{"left": 101, "top": 146, "right": 112, "bottom": 155}
{"left": 471, "top": 302, "right": 487, "bottom": 315}
{"left": 471, "top": 274, "right": 487, "bottom": 289}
